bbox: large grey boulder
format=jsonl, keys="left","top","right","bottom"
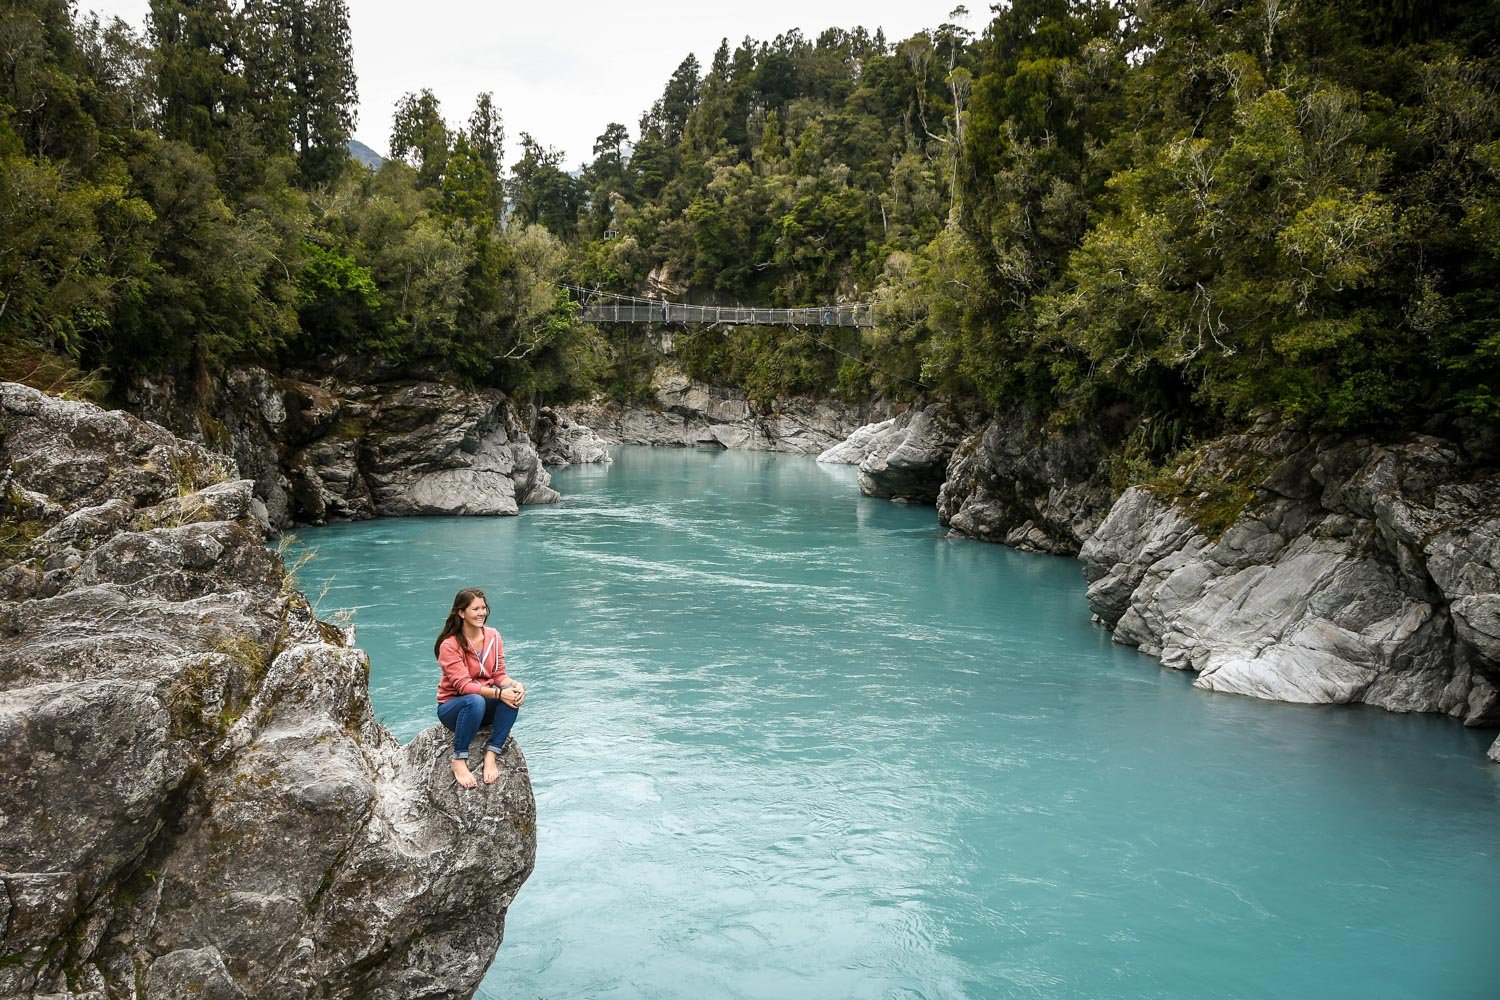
{"left": 816, "top": 417, "right": 898, "bottom": 465}
{"left": 356, "top": 381, "right": 559, "bottom": 516}
{"left": 536, "top": 406, "right": 613, "bottom": 466}
{"left": 0, "top": 382, "right": 535, "bottom": 997}
{"left": 855, "top": 404, "right": 967, "bottom": 504}
{"left": 1080, "top": 426, "right": 1500, "bottom": 749}
{"left": 283, "top": 377, "right": 559, "bottom": 521}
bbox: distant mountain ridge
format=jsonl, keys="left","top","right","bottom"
{"left": 347, "top": 138, "right": 384, "bottom": 168}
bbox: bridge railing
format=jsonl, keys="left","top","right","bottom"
{"left": 579, "top": 301, "right": 875, "bottom": 328}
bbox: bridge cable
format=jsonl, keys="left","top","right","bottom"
{"left": 788, "top": 323, "right": 931, "bottom": 392}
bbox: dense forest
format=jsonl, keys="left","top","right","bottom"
{"left": 3, "top": 1, "right": 1499, "bottom": 451}
{"left": 0, "top": 0, "right": 589, "bottom": 403}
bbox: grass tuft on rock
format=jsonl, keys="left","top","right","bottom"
{"left": 0, "top": 340, "right": 108, "bottom": 403}
{"left": 1139, "top": 447, "right": 1270, "bottom": 541}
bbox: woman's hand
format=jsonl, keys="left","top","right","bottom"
{"left": 500, "top": 683, "right": 524, "bottom": 708}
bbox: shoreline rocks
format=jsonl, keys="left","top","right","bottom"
{"left": 1079, "top": 426, "right": 1500, "bottom": 735}
{"left": 832, "top": 405, "right": 968, "bottom": 504}
{"left": 131, "top": 367, "right": 559, "bottom": 529}
{"left": 0, "top": 382, "right": 536, "bottom": 998}
{"left": 564, "top": 363, "right": 892, "bottom": 455}
{"left": 822, "top": 402, "right": 1500, "bottom": 757}
{"left": 821, "top": 403, "right": 1119, "bottom": 537}
{"left": 818, "top": 404, "right": 971, "bottom": 505}
{"left": 936, "top": 407, "right": 1125, "bottom": 554}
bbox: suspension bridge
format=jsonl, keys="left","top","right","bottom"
{"left": 561, "top": 284, "right": 876, "bottom": 328}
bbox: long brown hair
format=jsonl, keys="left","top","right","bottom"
{"left": 434, "top": 587, "right": 488, "bottom": 659}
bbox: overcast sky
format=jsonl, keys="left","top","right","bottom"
{"left": 81, "top": 1, "right": 968, "bottom": 168}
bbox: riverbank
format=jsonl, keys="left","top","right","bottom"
{"left": 128, "top": 362, "right": 560, "bottom": 529}
{"left": 562, "top": 362, "right": 898, "bottom": 455}
{"left": 815, "top": 403, "right": 1500, "bottom": 762}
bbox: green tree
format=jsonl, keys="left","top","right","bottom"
{"left": 509, "top": 132, "right": 579, "bottom": 238}
{"left": 467, "top": 91, "right": 505, "bottom": 214}
{"left": 390, "top": 88, "right": 449, "bottom": 189}
{"left": 297, "top": 238, "right": 378, "bottom": 346}
{"left": 148, "top": 0, "right": 245, "bottom": 161}
{"left": 0, "top": 130, "right": 109, "bottom": 352}
{"left": 242, "top": 0, "right": 357, "bottom": 186}
{"left": 654, "top": 54, "right": 701, "bottom": 146}
{"left": 440, "top": 132, "right": 497, "bottom": 229}
{"left": 107, "top": 134, "right": 300, "bottom": 377}
{"left": 582, "top": 122, "right": 631, "bottom": 237}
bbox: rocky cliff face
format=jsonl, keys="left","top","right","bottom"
{"left": 131, "top": 366, "right": 559, "bottom": 530}
{"left": 936, "top": 408, "right": 1124, "bottom": 555}
{"left": 565, "top": 363, "right": 890, "bottom": 454}
{"left": 1079, "top": 424, "right": 1500, "bottom": 756}
{"left": 819, "top": 404, "right": 1121, "bottom": 539}
{"left": 0, "top": 383, "right": 536, "bottom": 999}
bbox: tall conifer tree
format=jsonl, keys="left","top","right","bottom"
{"left": 242, "top": 0, "right": 357, "bottom": 185}
{"left": 148, "top": 0, "right": 244, "bottom": 159}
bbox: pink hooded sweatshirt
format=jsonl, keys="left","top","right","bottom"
{"left": 436, "top": 626, "right": 508, "bottom": 703}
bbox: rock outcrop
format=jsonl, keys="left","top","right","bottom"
{"left": 0, "top": 382, "right": 535, "bottom": 999}
{"left": 935, "top": 407, "right": 1126, "bottom": 555}
{"left": 1079, "top": 424, "right": 1500, "bottom": 729}
{"left": 131, "top": 367, "right": 559, "bottom": 529}
{"left": 535, "top": 406, "right": 613, "bottom": 467}
{"left": 814, "top": 416, "right": 901, "bottom": 465}
{"left": 818, "top": 405, "right": 968, "bottom": 504}
{"left": 565, "top": 364, "right": 888, "bottom": 454}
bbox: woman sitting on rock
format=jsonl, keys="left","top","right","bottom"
{"left": 435, "top": 587, "right": 526, "bottom": 788}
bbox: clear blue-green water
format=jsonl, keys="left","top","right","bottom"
{"left": 288, "top": 447, "right": 1500, "bottom": 999}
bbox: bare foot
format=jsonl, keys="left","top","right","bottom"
{"left": 483, "top": 753, "right": 500, "bottom": 785}
{"left": 451, "top": 758, "right": 478, "bottom": 789}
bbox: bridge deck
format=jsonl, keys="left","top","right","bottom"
{"left": 580, "top": 302, "right": 874, "bottom": 328}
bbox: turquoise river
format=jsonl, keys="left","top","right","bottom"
{"left": 288, "top": 446, "right": 1500, "bottom": 999}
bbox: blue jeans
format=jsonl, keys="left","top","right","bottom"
{"left": 437, "top": 693, "right": 519, "bottom": 760}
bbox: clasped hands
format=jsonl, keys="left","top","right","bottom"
{"left": 495, "top": 680, "right": 525, "bottom": 708}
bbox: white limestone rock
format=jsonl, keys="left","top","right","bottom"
{"left": 536, "top": 406, "right": 613, "bottom": 466}
{"left": 856, "top": 405, "right": 967, "bottom": 504}
{"left": 817, "top": 417, "right": 899, "bottom": 464}
{"left": 564, "top": 363, "right": 887, "bottom": 455}
{"left": 1079, "top": 427, "right": 1500, "bottom": 756}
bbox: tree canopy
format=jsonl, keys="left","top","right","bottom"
{"left": 3, "top": 1, "right": 1497, "bottom": 437}
{"left": 557, "top": 1, "right": 1500, "bottom": 430}
{"left": 0, "top": 0, "right": 597, "bottom": 403}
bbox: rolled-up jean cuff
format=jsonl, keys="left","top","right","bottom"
{"left": 452, "top": 750, "right": 470, "bottom": 761}
{"left": 485, "top": 743, "right": 504, "bottom": 755}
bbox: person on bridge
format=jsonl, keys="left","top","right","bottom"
{"left": 435, "top": 587, "right": 526, "bottom": 788}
